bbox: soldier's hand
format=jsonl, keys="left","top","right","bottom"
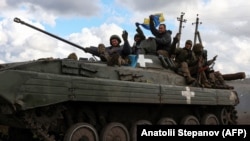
{"left": 122, "top": 30, "right": 128, "bottom": 41}
{"left": 173, "top": 33, "right": 180, "bottom": 43}
{"left": 149, "top": 15, "right": 154, "bottom": 20}
{"left": 135, "top": 22, "right": 140, "bottom": 27}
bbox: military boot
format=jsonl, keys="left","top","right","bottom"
{"left": 181, "top": 62, "right": 196, "bottom": 84}
{"left": 186, "top": 76, "right": 196, "bottom": 84}
{"left": 202, "top": 81, "right": 212, "bottom": 88}
{"left": 200, "top": 72, "right": 212, "bottom": 88}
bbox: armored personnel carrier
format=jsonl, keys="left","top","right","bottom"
{"left": 0, "top": 18, "right": 240, "bottom": 141}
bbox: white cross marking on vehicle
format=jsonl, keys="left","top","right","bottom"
{"left": 182, "top": 87, "right": 195, "bottom": 104}
{"left": 137, "top": 55, "right": 153, "bottom": 67}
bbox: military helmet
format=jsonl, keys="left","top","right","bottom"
{"left": 134, "top": 33, "right": 140, "bottom": 40}
{"left": 192, "top": 43, "right": 204, "bottom": 54}
{"left": 110, "top": 35, "right": 121, "bottom": 45}
{"left": 185, "top": 40, "right": 192, "bottom": 45}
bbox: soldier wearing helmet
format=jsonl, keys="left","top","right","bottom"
{"left": 193, "top": 44, "right": 233, "bottom": 89}
{"left": 169, "top": 33, "right": 197, "bottom": 84}
{"left": 109, "top": 35, "right": 121, "bottom": 47}
{"left": 131, "top": 22, "right": 146, "bottom": 55}
{"left": 85, "top": 30, "right": 131, "bottom": 66}
{"left": 192, "top": 43, "right": 204, "bottom": 56}
{"left": 192, "top": 43, "right": 232, "bottom": 89}
{"left": 192, "top": 43, "right": 212, "bottom": 88}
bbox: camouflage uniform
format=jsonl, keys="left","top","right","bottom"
{"left": 192, "top": 43, "right": 212, "bottom": 88}
{"left": 170, "top": 37, "right": 197, "bottom": 84}
{"left": 85, "top": 33, "right": 131, "bottom": 66}
{"left": 192, "top": 43, "right": 233, "bottom": 89}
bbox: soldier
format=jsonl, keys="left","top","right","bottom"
{"left": 192, "top": 43, "right": 234, "bottom": 89}
{"left": 131, "top": 23, "right": 146, "bottom": 55}
{"left": 148, "top": 15, "right": 172, "bottom": 57}
{"left": 85, "top": 31, "right": 131, "bottom": 66}
{"left": 170, "top": 33, "right": 197, "bottom": 84}
{"left": 192, "top": 43, "right": 213, "bottom": 88}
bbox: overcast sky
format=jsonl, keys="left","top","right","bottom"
{"left": 0, "top": 0, "right": 249, "bottom": 77}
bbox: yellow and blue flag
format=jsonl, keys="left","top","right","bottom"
{"left": 138, "top": 13, "right": 165, "bottom": 30}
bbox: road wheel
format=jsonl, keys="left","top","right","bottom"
{"left": 157, "top": 117, "right": 177, "bottom": 125}
{"left": 201, "top": 114, "right": 219, "bottom": 125}
{"left": 101, "top": 122, "right": 130, "bottom": 141}
{"left": 180, "top": 115, "right": 200, "bottom": 125}
{"left": 130, "top": 120, "right": 151, "bottom": 141}
{"left": 64, "top": 122, "right": 98, "bottom": 141}
{"left": 217, "top": 106, "right": 237, "bottom": 125}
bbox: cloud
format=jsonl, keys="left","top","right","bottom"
{"left": 60, "top": 23, "right": 127, "bottom": 59}
{"left": 117, "top": 0, "right": 250, "bottom": 76}
{"left": 0, "top": 17, "right": 59, "bottom": 61}
{"left": 1, "top": 0, "right": 102, "bottom": 26}
{"left": 5, "top": 0, "right": 102, "bottom": 16}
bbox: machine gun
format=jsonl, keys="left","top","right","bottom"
{"left": 14, "top": 17, "right": 88, "bottom": 53}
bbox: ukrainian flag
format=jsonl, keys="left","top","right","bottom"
{"left": 138, "top": 13, "right": 165, "bottom": 30}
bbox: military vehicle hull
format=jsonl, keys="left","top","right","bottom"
{"left": 0, "top": 57, "right": 239, "bottom": 141}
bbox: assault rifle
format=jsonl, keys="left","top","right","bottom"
{"left": 198, "top": 50, "right": 217, "bottom": 73}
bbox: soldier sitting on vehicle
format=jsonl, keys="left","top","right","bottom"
{"left": 169, "top": 33, "right": 197, "bottom": 85}
{"left": 134, "top": 15, "right": 172, "bottom": 57}
{"left": 192, "top": 43, "right": 234, "bottom": 89}
{"left": 192, "top": 43, "right": 213, "bottom": 88}
{"left": 131, "top": 22, "right": 146, "bottom": 55}
{"left": 148, "top": 15, "right": 172, "bottom": 57}
{"left": 85, "top": 31, "right": 131, "bottom": 66}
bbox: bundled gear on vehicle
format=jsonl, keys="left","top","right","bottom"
{"left": 98, "top": 43, "right": 110, "bottom": 62}
{"left": 67, "top": 52, "right": 78, "bottom": 60}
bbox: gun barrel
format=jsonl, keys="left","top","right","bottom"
{"left": 222, "top": 72, "right": 246, "bottom": 81}
{"left": 13, "top": 17, "right": 86, "bottom": 52}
